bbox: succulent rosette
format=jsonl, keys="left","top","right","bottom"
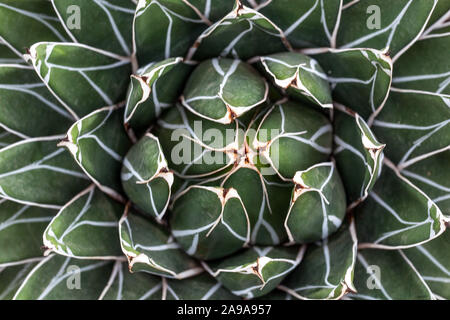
{"left": 0, "top": 0, "right": 448, "bottom": 300}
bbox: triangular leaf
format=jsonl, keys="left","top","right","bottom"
{"left": 308, "top": 47, "right": 392, "bottom": 120}
{"left": 61, "top": 106, "right": 132, "bottom": 199}
{"left": 13, "top": 254, "right": 114, "bottom": 300}
{"left": 0, "top": 1, "right": 67, "bottom": 58}
{"left": 26, "top": 42, "right": 131, "bottom": 118}
{"left": 0, "top": 137, "right": 90, "bottom": 209}
{"left": 0, "top": 64, "right": 73, "bottom": 138}
{"left": 119, "top": 209, "right": 202, "bottom": 279}
{"left": 334, "top": 107, "right": 385, "bottom": 205}
{"left": 43, "top": 186, "right": 123, "bottom": 259}
{"left": 279, "top": 219, "right": 357, "bottom": 300}
{"left": 355, "top": 162, "right": 446, "bottom": 249}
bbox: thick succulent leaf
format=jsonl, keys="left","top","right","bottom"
{"left": 0, "top": 261, "right": 41, "bottom": 300}
{"left": 285, "top": 162, "right": 347, "bottom": 243}
{"left": 334, "top": 107, "right": 385, "bottom": 204}
{"left": 221, "top": 167, "right": 291, "bottom": 246}
{"left": 156, "top": 103, "right": 238, "bottom": 179}
{"left": 204, "top": 246, "right": 305, "bottom": 298}
{"left": 337, "top": 0, "right": 437, "bottom": 61}
{"left": 163, "top": 99, "right": 332, "bottom": 246}
{"left": 182, "top": 58, "right": 268, "bottom": 123}
{"left": 0, "top": 128, "right": 20, "bottom": 148}
{"left": 26, "top": 42, "right": 131, "bottom": 118}
{"left": 134, "top": 0, "right": 208, "bottom": 65}
{"left": 393, "top": 31, "right": 450, "bottom": 94}
{"left": 61, "top": 106, "right": 131, "bottom": 199}
{"left": 253, "top": 0, "right": 342, "bottom": 48}
{"left": 0, "top": 137, "right": 90, "bottom": 209}
{"left": 0, "top": 201, "right": 56, "bottom": 267}
{"left": 124, "top": 57, "right": 192, "bottom": 134}
{"left": 100, "top": 261, "right": 163, "bottom": 300}
{"left": 165, "top": 273, "right": 238, "bottom": 300}
{"left": 258, "top": 52, "right": 332, "bottom": 109}
{"left": 400, "top": 150, "right": 450, "bottom": 216}
{"left": 119, "top": 209, "right": 202, "bottom": 279}
{"left": 186, "top": 3, "right": 291, "bottom": 61}
{"left": 403, "top": 229, "right": 450, "bottom": 299}
{"left": 308, "top": 48, "right": 392, "bottom": 120}
{"left": 424, "top": 0, "right": 450, "bottom": 31}
{"left": 355, "top": 162, "right": 447, "bottom": 249}
{"left": 279, "top": 219, "right": 357, "bottom": 300}
{"left": 371, "top": 88, "right": 449, "bottom": 169}
{"left": 171, "top": 185, "right": 250, "bottom": 260}
{"left": 13, "top": 254, "right": 114, "bottom": 300}
{"left": 121, "top": 133, "right": 173, "bottom": 220}
{"left": 0, "top": 0, "right": 67, "bottom": 58}
{"left": 43, "top": 186, "right": 123, "bottom": 259}
{"left": 52, "top": 0, "right": 135, "bottom": 56}
{"left": 0, "top": 64, "right": 73, "bottom": 138}
{"left": 349, "top": 249, "right": 435, "bottom": 300}
{"left": 254, "top": 100, "right": 332, "bottom": 179}
{"left": 0, "top": 39, "right": 23, "bottom": 64}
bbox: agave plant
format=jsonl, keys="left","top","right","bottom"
{"left": 0, "top": 0, "right": 448, "bottom": 301}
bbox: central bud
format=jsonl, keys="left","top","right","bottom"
{"left": 121, "top": 53, "right": 347, "bottom": 298}
{"left": 148, "top": 56, "right": 344, "bottom": 257}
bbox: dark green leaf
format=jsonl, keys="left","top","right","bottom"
{"left": 43, "top": 186, "right": 123, "bottom": 259}
{"left": 355, "top": 162, "right": 446, "bottom": 249}
{"left": 186, "top": 4, "right": 291, "bottom": 61}
{"left": 205, "top": 246, "right": 305, "bottom": 298}
{"left": 119, "top": 209, "right": 202, "bottom": 278}
{"left": 280, "top": 220, "right": 357, "bottom": 299}
{"left": 52, "top": 0, "right": 135, "bottom": 56}
{"left": 61, "top": 106, "right": 132, "bottom": 199}
{"left": 171, "top": 185, "right": 250, "bottom": 260}
{"left": 124, "top": 57, "right": 192, "bottom": 134}
{"left": 309, "top": 47, "right": 392, "bottom": 120}
{"left": 0, "top": 137, "right": 90, "bottom": 208}
{"left": 26, "top": 42, "right": 131, "bottom": 118}
{"left": 0, "top": 64, "right": 73, "bottom": 138}
{"left": 257, "top": 0, "right": 342, "bottom": 48}
{"left": 0, "top": 261, "right": 41, "bottom": 300}
{"left": 0, "top": 201, "right": 56, "bottom": 267}
{"left": 350, "top": 248, "right": 434, "bottom": 300}
{"left": 334, "top": 107, "right": 385, "bottom": 204}
{"left": 121, "top": 133, "right": 173, "bottom": 220}
{"left": 134, "top": 0, "right": 208, "bottom": 65}
{"left": 286, "top": 162, "right": 346, "bottom": 243}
